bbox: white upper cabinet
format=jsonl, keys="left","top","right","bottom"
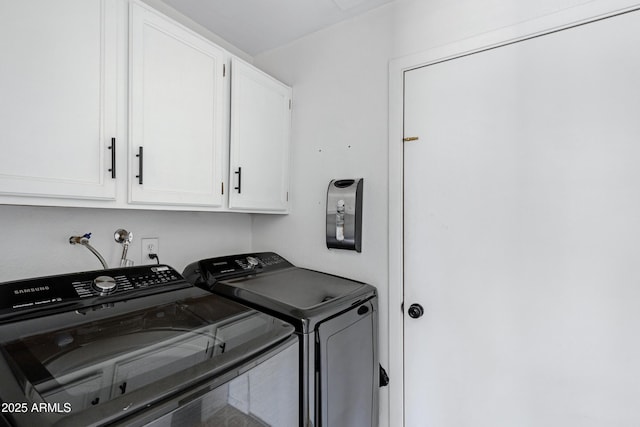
{"left": 0, "top": 1, "right": 292, "bottom": 213}
{"left": 228, "top": 59, "right": 292, "bottom": 213}
{"left": 0, "top": 0, "right": 118, "bottom": 200}
{"left": 129, "top": 2, "right": 226, "bottom": 207}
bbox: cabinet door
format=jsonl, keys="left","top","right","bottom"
{"left": 129, "top": 2, "right": 226, "bottom": 207}
{"left": 229, "top": 59, "right": 292, "bottom": 212}
{"left": 0, "top": 0, "right": 118, "bottom": 200}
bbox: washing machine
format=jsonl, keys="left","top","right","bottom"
{"left": 0, "top": 264, "right": 299, "bottom": 426}
{"left": 183, "top": 252, "right": 378, "bottom": 427}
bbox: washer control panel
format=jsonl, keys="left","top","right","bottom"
{"left": 73, "top": 266, "right": 181, "bottom": 299}
{"left": 0, "top": 265, "right": 186, "bottom": 320}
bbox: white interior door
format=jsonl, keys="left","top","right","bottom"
{"left": 404, "top": 9, "right": 640, "bottom": 427}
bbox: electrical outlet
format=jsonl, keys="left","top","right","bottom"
{"left": 141, "top": 238, "right": 159, "bottom": 264}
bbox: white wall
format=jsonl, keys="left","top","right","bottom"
{"left": 251, "top": 0, "right": 601, "bottom": 425}
{"left": 0, "top": 204, "right": 252, "bottom": 282}
{"left": 251, "top": 7, "right": 394, "bottom": 425}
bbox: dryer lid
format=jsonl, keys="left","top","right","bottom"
{"left": 223, "top": 267, "right": 371, "bottom": 310}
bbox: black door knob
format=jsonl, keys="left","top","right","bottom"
{"left": 408, "top": 303, "right": 424, "bottom": 319}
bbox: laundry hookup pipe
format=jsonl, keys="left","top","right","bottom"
{"left": 69, "top": 234, "right": 109, "bottom": 269}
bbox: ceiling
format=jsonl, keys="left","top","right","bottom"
{"left": 161, "top": 0, "right": 396, "bottom": 56}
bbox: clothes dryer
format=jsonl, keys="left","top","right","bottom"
{"left": 184, "top": 252, "right": 378, "bottom": 427}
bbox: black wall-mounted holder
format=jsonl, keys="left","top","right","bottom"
{"left": 326, "top": 178, "right": 363, "bottom": 252}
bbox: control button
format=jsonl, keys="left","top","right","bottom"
{"left": 246, "top": 256, "right": 260, "bottom": 268}
{"left": 93, "top": 276, "right": 117, "bottom": 295}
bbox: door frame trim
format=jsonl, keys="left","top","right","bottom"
{"left": 387, "top": 1, "right": 640, "bottom": 425}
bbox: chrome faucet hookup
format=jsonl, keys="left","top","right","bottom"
{"left": 114, "top": 228, "right": 134, "bottom": 267}
{"left": 69, "top": 228, "right": 135, "bottom": 269}
{"left": 68, "top": 233, "right": 108, "bottom": 269}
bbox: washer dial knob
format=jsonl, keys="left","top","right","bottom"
{"left": 93, "top": 276, "right": 117, "bottom": 294}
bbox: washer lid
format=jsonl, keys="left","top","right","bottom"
{"left": 0, "top": 287, "right": 294, "bottom": 426}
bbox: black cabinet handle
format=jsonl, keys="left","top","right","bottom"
{"left": 108, "top": 137, "right": 116, "bottom": 179}
{"left": 234, "top": 167, "right": 242, "bottom": 193}
{"left": 136, "top": 146, "right": 143, "bottom": 185}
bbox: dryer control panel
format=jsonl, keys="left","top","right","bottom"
{"left": 184, "top": 252, "right": 293, "bottom": 285}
